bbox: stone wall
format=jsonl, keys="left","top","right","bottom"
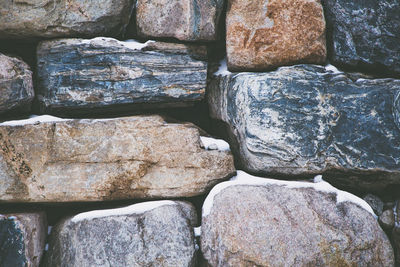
{"left": 0, "top": 0, "right": 399, "bottom": 266}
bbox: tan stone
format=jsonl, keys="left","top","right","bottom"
{"left": 0, "top": 115, "right": 235, "bottom": 202}
{"left": 226, "top": 0, "right": 327, "bottom": 71}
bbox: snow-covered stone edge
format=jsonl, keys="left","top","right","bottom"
{"left": 0, "top": 115, "right": 71, "bottom": 126}
{"left": 202, "top": 170, "right": 376, "bottom": 217}
{"left": 71, "top": 200, "right": 177, "bottom": 223}
{"left": 200, "top": 136, "right": 230, "bottom": 151}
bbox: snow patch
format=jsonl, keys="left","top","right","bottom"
{"left": 194, "top": 226, "right": 201, "bottom": 237}
{"left": 122, "top": 39, "right": 155, "bottom": 51}
{"left": 0, "top": 115, "right": 70, "bottom": 126}
{"left": 200, "top": 136, "right": 230, "bottom": 151}
{"left": 325, "top": 64, "right": 343, "bottom": 74}
{"left": 202, "top": 171, "right": 376, "bottom": 217}
{"left": 45, "top": 244, "right": 49, "bottom": 251}
{"left": 214, "top": 58, "right": 232, "bottom": 76}
{"left": 394, "top": 200, "right": 399, "bottom": 228}
{"left": 71, "top": 200, "right": 176, "bottom": 223}
{"left": 47, "top": 226, "right": 52, "bottom": 235}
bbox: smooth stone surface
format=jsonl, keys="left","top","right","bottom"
{"left": 136, "top": 0, "right": 224, "bottom": 41}
{"left": 0, "top": 115, "right": 235, "bottom": 202}
{"left": 0, "top": 53, "right": 34, "bottom": 115}
{"left": 45, "top": 201, "right": 197, "bottom": 267}
{"left": 322, "top": 0, "right": 400, "bottom": 75}
{"left": 36, "top": 37, "right": 207, "bottom": 115}
{"left": 202, "top": 182, "right": 394, "bottom": 266}
{"left": 379, "top": 209, "right": 395, "bottom": 232}
{"left": 0, "top": 0, "right": 134, "bottom": 39}
{"left": 208, "top": 64, "right": 400, "bottom": 192}
{"left": 226, "top": 0, "right": 326, "bottom": 71}
{"left": 0, "top": 212, "right": 47, "bottom": 267}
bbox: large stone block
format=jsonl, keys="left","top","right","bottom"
{"left": 0, "top": 0, "right": 134, "bottom": 39}
{"left": 226, "top": 0, "right": 326, "bottom": 71}
{"left": 0, "top": 53, "right": 34, "bottom": 115}
{"left": 136, "top": 0, "right": 224, "bottom": 41}
{"left": 36, "top": 38, "right": 207, "bottom": 115}
{"left": 322, "top": 0, "right": 400, "bottom": 76}
{"left": 45, "top": 201, "right": 197, "bottom": 267}
{"left": 201, "top": 171, "right": 394, "bottom": 266}
{"left": 0, "top": 212, "right": 47, "bottom": 267}
{"left": 208, "top": 64, "right": 400, "bottom": 192}
{"left": 0, "top": 115, "right": 235, "bottom": 202}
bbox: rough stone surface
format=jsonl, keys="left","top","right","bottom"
{"left": 0, "top": 212, "right": 47, "bottom": 267}
{"left": 45, "top": 201, "right": 197, "bottom": 267}
{"left": 209, "top": 64, "right": 400, "bottom": 192}
{"left": 0, "top": 0, "right": 134, "bottom": 39}
{"left": 36, "top": 37, "right": 207, "bottom": 115}
{"left": 0, "top": 53, "right": 34, "bottom": 115}
{"left": 0, "top": 115, "right": 235, "bottom": 202}
{"left": 136, "top": 0, "right": 224, "bottom": 41}
{"left": 322, "top": 0, "right": 400, "bottom": 76}
{"left": 202, "top": 183, "right": 394, "bottom": 266}
{"left": 226, "top": 0, "right": 326, "bottom": 71}
{"left": 364, "top": 194, "right": 384, "bottom": 216}
{"left": 393, "top": 201, "right": 400, "bottom": 264}
{"left": 379, "top": 209, "right": 395, "bottom": 232}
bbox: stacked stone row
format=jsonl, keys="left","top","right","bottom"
{"left": 0, "top": 0, "right": 399, "bottom": 266}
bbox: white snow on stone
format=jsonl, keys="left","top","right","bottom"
{"left": 325, "top": 64, "right": 343, "bottom": 74}
{"left": 214, "top": 58, "right": 232, "bottom": 76}
{"left": 47, "top": 226, "right": 52, "bottom": 235}
{"left": 122, "top": 39, "right": 155, "bottom": 50}
{"left": 202, "top": 171, "right": 376, "bottom": 217}
{"left": 200, "top": 136, "right": 230, "bottom": 151}
{"left": 194, "top": 226, "right": 201, "bottom": 237}
{"left": 45, "top": 244, "right": 49, "bottom": 251}
{"left": 0, "top": 115, "right": 70, "bottom": 126}
{"left": 71, "top": 200, "right": 176, "bottom": 223}
{"left": 394, "top": 200, "right": 399, "bottom": 227}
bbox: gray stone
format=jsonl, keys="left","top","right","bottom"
{"left": 0, "top": 53, "right": 34, "bottom": 115}
{"left": 36, "top": 37, "right": 207, "bottom": 115}
{"left": 364, "top": 194, "right": 384, "bottom": 216}
{"left": 0, "top": 115, "right": 235, "bottom": 202}
{"left": 322, "top": 0, "right": 400, "bottom": 76}
{"left": 208, "top": 64, "right": 400, "bottom": 192}
{"left": 0, "top": 0, "right": 134, "bottom": 39}
{"left": 45, "top": 201, "right": 197, "bottom": 267}
{"left": 201, "top": 176, "right": 394, "bottom": 266}
{"left": 379, "top": 209, "right": 395, "bottom": 232}
{"left": 0, "top": 212, "right": 47, "bottom": 267}
{"left": 136, "top": 0, "right": 224, "bottom": 41}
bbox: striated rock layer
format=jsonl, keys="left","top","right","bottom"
{"left": 201, "top": 173, "right": 394, "bottom": 266}
{"left": 0, "top": 53, "right": 34, "bottom": 115}
{"left": 136, "top": 0, "right": 225, "bottom": 41}
{"left": 0, "top": 115, "right": 235, "bottom": 202}
{"left": 208, "top": 64, "right": 400, "bottom": 192}
{"left": 322, "top": 0, "right": 400, "bottom": 76}
{"left": 0, "top": 212, "right": 47, "bottom": 267}
{"left": 226, "top": 0, "right": 326, "bottom": 71}
{"left": 45, "top": 201, "right": 197, "bottom": 267}
{"left": 36, "top": 37, "right": 207, "bottom": 115}
{"left": 0, "top": 0, "right": 134, "bottom": 39}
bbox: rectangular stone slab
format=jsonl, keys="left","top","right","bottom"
{"left": 0, "top": 115, "right": 235, "bottom": 202}
{"left": 208, "top": 64, "right": 400, "bottom": 192}
{"left": 36, "top": 37, "right": 207, "bottom": 115}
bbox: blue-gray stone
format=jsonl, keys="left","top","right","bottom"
{"left": 0, "top": 213, "right": 47, "bottom": 267}
{"left": 322, "top": 0, "right": 400, "bottom": 76}
{"left": 36, "top": 37, "right": 207, "bottom": 115}
{"left": 208, "top": 64, "right": 400, "bottom": 192}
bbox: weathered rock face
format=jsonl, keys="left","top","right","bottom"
{"left": 36, "top": 37, "right": 207, "bottom": 115}
{"left": 322, "top": 0, "right": 400, "bottom": 76}
{"left": 392, "top": 202, "right": 400, "bottom": 264}
{"left": 0, "top": 53, "right": 34, "bottom": 115}
{"left": 45, "top": 201, "right": 197, "bottom": 267}
{"left": 0, "top": 0, "right": 134, "bottom": 39}
{"left": 226, "top": 0, "right": 326, "bottom": 71}
{"left": 201, "top": 175, "right": 394, "bottom": 266}
{"left": 136, "top": 0, "right": 224, "bottom": 41}
{"left": 0, "top": 212, "right": 47, "bottom": 267}
{"left": 0, "top": 115, "right": 235, "bottom": 202}
{"left": 208, "top": 64, "right": 400, "bottom": 192}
